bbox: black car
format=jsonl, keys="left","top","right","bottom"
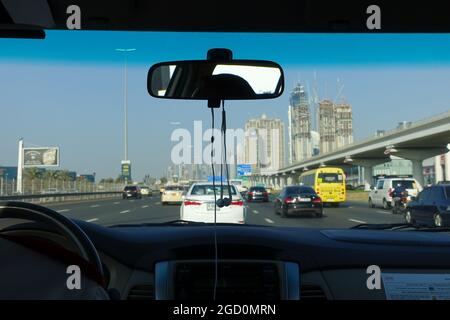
{"left": 405, "top": 184, "right": 450, "bottom": 227}
{"left": 247, "top": 186, "right": 269, "bottom": 202}
{"left": 122, "top": 185, "right": 142, "bottom": 199}
{"left": 274, "top": 186, "right": 323, "bottom": 218}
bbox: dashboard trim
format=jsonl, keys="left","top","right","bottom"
{"left": 284, "top": 262, "right": 300, "bottom": 300}
{"left": 154, "top": 261, "right": 170, "bottom": 300}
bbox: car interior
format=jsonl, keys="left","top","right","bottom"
{"left": 1, "top": 0, "right": 450, "bottom": 302}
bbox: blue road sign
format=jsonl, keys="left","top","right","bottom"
{"left": 237, "top": 164, "right": 252, "bottom": 176}
{"left": 207, "top": 176, "right": 226, "bottom": 182}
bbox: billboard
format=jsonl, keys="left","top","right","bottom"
{"left": 237, "top": 164, "right": 252, "bottom": 176}
{"left": 23, "top": 147, "right": 59, "bottom": 167}
{"left": 121, "top": 160, "right": 132, "bottom": 181}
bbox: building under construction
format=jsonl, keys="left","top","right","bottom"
{"left": 318, "top": 99, "right": 335, "bottom": 154}
{"left": 288, "top": 84, "right": 312, "bottom": 163}
{"left": 318, "top": 100, "right": 354, "bottom": 153}
{"left": 335, "top": 103, "right": 354, "bottom": 148}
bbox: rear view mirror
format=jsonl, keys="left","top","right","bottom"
{"left": 148, "top": 60, "right": 284, "bottom": 100}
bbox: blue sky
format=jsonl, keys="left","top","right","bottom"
{"left": 1, "top": 31, "right": 450, "bottom": 180}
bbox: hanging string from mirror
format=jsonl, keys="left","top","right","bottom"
{"left": 210, "top": 106, "right": 218, "bottom": 301}
{"left": 221, "top": 101, "right": 232, "bottom": 204}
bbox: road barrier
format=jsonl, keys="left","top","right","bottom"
{"left": 0, "top": 191, "right": 122, "bottom": 204}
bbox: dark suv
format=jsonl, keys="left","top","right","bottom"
{"left": 405, "top": 184, "right": 450, "bottom": 227}
{"left": 122, "top": 185, "right": 142, "bottom": 199}
{"left": 247, "top": 186, "right": 269, "bottom": 202}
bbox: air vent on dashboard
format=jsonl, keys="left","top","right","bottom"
{"left": 300, "top": 284, "right": 327, "bottom": 300}
{"left": 174, "top": 262, "right": 280, "bottom": 300}
{"left": 127, "top": 284, "right": 154, "bottom": 300}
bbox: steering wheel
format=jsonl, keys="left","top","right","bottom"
{"left": 0, "top": 201, "right": 109, "bottom": 299}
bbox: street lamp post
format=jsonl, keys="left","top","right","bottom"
{"left": 115, "top": 48, "right": 136, "bottom": 184}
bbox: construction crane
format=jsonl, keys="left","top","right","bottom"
{"left": 334, "top": 78, "right": 345, "bottom": 104}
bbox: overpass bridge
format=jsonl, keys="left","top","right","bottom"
{"left": 251, "top": 110, "right": 450, "bottom": 189}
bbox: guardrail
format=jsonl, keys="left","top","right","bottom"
{"left": 0, "top": 191, "right": 123, "bottom": 204}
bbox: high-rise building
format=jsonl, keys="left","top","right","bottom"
{"left": 318, "top": 100, "right": 354, "bottom": 153}
{"left": 318, "top": 99, "right": 336, "bottom": 154}
{"left": 244, "top": 114, "right": 285, "bottom": 173}
{"left": 288, "top": 84, "right": 312, "bottom": 163}
{"left": 335, "top": 103, "right": 354, "bottom": 148}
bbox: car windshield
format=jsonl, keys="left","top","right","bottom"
{"left": 250, "top": 187, "right": 266, "bottom": 192}
{"left": 318, "top": 173, "right": 343, "bottom": 183}
{"left": 165, "top": 186, "right": 184, "bottom": 191}
{"left": 392, "top": 180, "right": 416, "bottom": 189}
{"left": 1, "top": 31, "right": 449, "bottom": 229}
{"left": 190, "top": 185, "right": 237, "bottom": 196}
{"left": 286, "top": 187, "right": 316, "bottom": 195}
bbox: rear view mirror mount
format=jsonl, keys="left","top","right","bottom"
{"left": 147, "top": 48, "right": 284, "bottom": 108}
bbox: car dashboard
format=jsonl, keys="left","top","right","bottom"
{"left": 77, "top": 222, "right": 450, "bottom": 300}
{"left": 4, "top": 220, "right": 450, "bottom": 300}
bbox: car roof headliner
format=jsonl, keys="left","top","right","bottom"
{"left": 2, "top": 0, "right": 450, "bottom": 33}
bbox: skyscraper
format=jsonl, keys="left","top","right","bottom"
{"left": 335, "top": 103, "right": 354, "bottom": 148}
{"left": 288, "top": 84, "right": 312, "bottom": 164}
{"left": 318, "top": 99, "right": 336, "bottom": 154}
{"left": 318, "top": 100, "right": 354, "bottom": 153}
{"left": 244, "top": 114, "right": 285, "bottom": 173}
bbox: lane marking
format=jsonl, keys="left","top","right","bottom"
{"left": 376, "top": 210, "right": 390, "bottom": 215}
{"left": 90, "top": 205, "right": 100, "bottom": 208}
{"left": 120, "top": 210, "right": 130, "bottom": 214}
{"left": 130, "top": 200, "right": 135, "bottom": 203}
{"left": 113, "top": 202, "right": 120, "bottom": 205}
{"left": 86, "top": 218, "right": 99, "bottom": 223}
{"left": 142, "top": 205, "right": 149, "bottom": 208}
{"left": 264, "top": 218, "right": 275, "bottom": 224}
{"left": 349, "top": 219, "right": 366, "bottom": 224}
{"left": 252, "top": 210, "right": 259, "bottom": 214}
{"left": 57, "top": 209, "right": 70, "bottom": 213}
{"left": 156, "top": 202, "right": 161, "bottom": 205}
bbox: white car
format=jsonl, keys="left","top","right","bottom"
{"left": 368, "top": 177, "right": 422, "bottom": 209}
{"left": 161, "top": 185, "right": 184, "bottom": 205}
{"left": 140, "top": 186, "right": 152, "bottom": 197}
{"left": 180, "top": 183, "right": 246, "bottom": 224}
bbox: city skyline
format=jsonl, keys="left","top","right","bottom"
{"left": 2, "top": 32, "right": 450, "bottom": 180}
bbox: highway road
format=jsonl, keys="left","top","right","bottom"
{"left": 45, "top": 195, "right": 406, "bottom": 228}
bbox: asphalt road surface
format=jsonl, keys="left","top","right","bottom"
{"left": 44, "top": 195, "right": 406, "bottom": 228}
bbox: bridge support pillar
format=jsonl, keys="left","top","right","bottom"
{"left": 362, "top": 166, "right": 373, "bottom": 191}
{"left": 276, "top": 176, "right": 282, "bottom": 189}
{"left": 280, "top": 175, "right": 287, "bottom": 189}
{"left": 411, "top": 159, "right": 425, "bottom": 188}
{"left": 446, "top": 150, "right": 450, "bottom": 181}
{"left": 351, "top": 158, "right": 389, "bottom": 191}
{"left": 286, "top": 176, "right": 292, "bottom": 185}
{"left": 435, "top": 156, "right": 444, "bottom": 183}
{"left": 392, "top": 147, "right": 449, "bottom": 188}
{"left": 287, "top": 174, "right": 298, "bottom": 186}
